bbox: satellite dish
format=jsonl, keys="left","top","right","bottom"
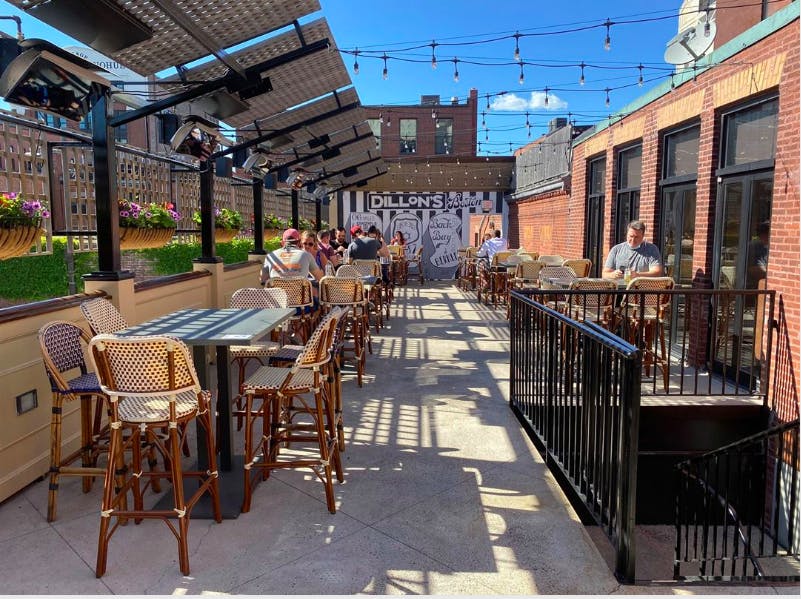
{"left": 664, "top": 11, "right": 716, "bottom": 65}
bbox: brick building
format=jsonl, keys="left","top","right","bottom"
{"left": 507, "top": 2, "right": 799, "bottom": 418}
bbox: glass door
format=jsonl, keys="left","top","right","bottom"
{"left": 713, "top": 174, "right": 773, "bottom": 388}
{"left": 661, "top": 185, "right": 696, "bottom": 348}
{"left": 585, "top": 195, "right": 604, "bottom": 277}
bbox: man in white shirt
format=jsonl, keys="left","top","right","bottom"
{"left": 476, "top": 229, "right": 508, "bottom": 261}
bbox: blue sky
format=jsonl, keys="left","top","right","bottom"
{"left": 1, "top": 0, "right": 685, "bottom": 154}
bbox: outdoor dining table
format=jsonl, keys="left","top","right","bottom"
{"left": 117, "top": 307, "right": 294, "bottom": 517}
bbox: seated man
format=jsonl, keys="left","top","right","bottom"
{"left": 476, "top": 229, "right": 508, "bottom": 262}
{"left": 602, "top": 220, "right": 663, "bottom": 280}
{"left": 261, "top": 228, "right": 323, "bottom": 283}
{"left": 347, "top": 225, "right": 380, "bottom": 261}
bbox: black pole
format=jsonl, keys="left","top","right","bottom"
{"left": 315, "top": 199, "right": 322, "bottom": 231}
{"left": 84, "top": 90, "right": 131, "bottom": 281}
{"left": 252, "top": 178, "right": 265, "bottom": 254}
{"left": 291, "top": 188, "right": 299, "bottom": 230}
{"left": 196, "top": 161, "right": 220, "bottom": 263}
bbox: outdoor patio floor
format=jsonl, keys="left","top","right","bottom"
{"left": 0, "top": 281, "right": 795, "bottom": 595}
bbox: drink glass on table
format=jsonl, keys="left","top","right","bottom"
{"left": 623, "top": 267, "right": 632, "bottom": 283}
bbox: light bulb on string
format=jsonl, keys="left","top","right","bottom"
{"left": 637, "top": 64, "right": 644, "bottom": 87}
{"left": 704, "top": 7, "right": 711, "bottom": 37}
{"left": 604, "top": 87, "right": 611, "bottom": 107}
{"left": 670, "top": 73, "right": 675, "bottom": 91}
{"left": 518, "top": 63, "right": 525, "bottom": 85}
{"left": 430, "top": 41, "right": 438, "bottom": 69}
{"left": 452, "top": 57, "right": 459, "bottom": 83}
{"left": 378, "top": 111, "right": 383, "bottom": 124}
{"left": 486, "top": 94, "right": 491, "bottom": 110}
{"left": 603, "top": 19, "right": 612, "bottom": 51}
{"left": 579, "top": 61, "right": 586, "bottom": 85}
{"left": 513, "top": 31, "right": 521, "bottom": 62}
{"left": 481, "top": 111, "right": 486, "bottom": 128}
{"left": 353, "top": 48, "right": 360, "bottom": 75}
{"left": 485, "top": 128, "right": 489, "bottom": 141}
{"left": 382, "top": 53, "right": 388, "bottom": 80}
{"left": 386, "top": 113, "right": 391, "bottom": 127}
{"left": 544, "top": 86, "right": 550, "bottom": 107}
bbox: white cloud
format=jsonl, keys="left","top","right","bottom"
{"left": 491, "top": 91, "right": 567, "bottom": 111}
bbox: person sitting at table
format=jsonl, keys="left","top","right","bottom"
{"left": 316, "top": 229, "right": 341, "bottom": 271}
{"left": 260, "top": 228, "right": 323, "bottom": 283}
{"left": 602, "top": 220, "right": 663, "bottom": 280}
{"left": 368, "top": 225, "right": 392, "bottom": 283}
{"left": 390, "top": 230, "right": 406, "bottom": 247}
{"left": 330, "top": 226, "right": 348, "bottom": 257}
{"left": 347, "top": 225, "right": 380, "bottom": 261}
{"left": 476, "top": 229, "right": 508, "bottom": 262}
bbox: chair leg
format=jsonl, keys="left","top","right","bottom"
{"left": 47, "top": 394, "right": 63, "bottom": 523}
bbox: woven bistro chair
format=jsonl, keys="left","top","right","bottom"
{"left": 229, "top": 287, "right": 287, "bottom": 429}
{"left": 88, "top": 334, "right": 221, "bottom": 577}
{"left": 80, "top": 297, "right": 129, "bottom": 335}
{"left": 458, "top": 246, "right": 478, "bottom": 290}
{"left": 538, "top": 265, "right": 578, "bottom": 310}
{"left": 351, "top": 259, "right": 385, "bottom": 332}
{"left": 38, "top": 321, "right": 109, "bottom": 522}
{"left": 241, "top": 308, "right": 345, "bottom": 513}
{"left": 538, "top": 254, "right": 565, "bottom": 266}
{"left": 562, "top": 258, "right": 592, "bottom": 278}
{"left": 406, "top": 245, "right": 425, "bottom": 284}
{"left": 319, "top": 275, "right": 371, "bottom": 387}
{"left": 511, "top": 260, "right": 545, "bottom": 290}
{"left": 565, "top": 278, "right": 618, "bottom": 326}
{"left": 266, "top": 276, "right": 316, "bottom": 344}
{"left": 619, "top": 276, "right": 676, "bottom": 390}
{"left": 387, "top": 244, "right": 406, "bottom": 285}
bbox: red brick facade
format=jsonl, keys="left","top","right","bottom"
{"left": 508, "top": 17, "right": 800, "bottom": 418}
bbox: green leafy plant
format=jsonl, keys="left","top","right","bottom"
{"left": 298, "top": 216, "right": 329, "bottom": 232}
{"left": 0, "top": 191, "right": 50, "bottom": 228}
{"left": 263, "top": 213, "right": 288, "bottom": 230}
{"left": 119, "top": 199, "right": 180, "bottom": 229}
{"left": 192, "top": 207, "right": 243, "bottom": 230}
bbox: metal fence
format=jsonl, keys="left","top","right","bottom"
{"left": 674, "top": 418, "right": 800, "bottom": 582}
{"left": 509, "top": 289, "right": 642, "bottom": 583}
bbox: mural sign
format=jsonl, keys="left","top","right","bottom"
{"left": 340, "top": 190, "right": 505, "bottom": 280}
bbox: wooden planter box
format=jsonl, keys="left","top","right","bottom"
{"left": 263, "top": 228, "right": 282, "bottom": 240}
{"left": 119, "top": 227, "right": 176, "bottom": 250}
{"left": 0, "top": 224, "right": 43, "bottom": 259}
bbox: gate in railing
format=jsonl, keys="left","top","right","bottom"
{"left": 509, "top": 289, "right": 642, "bottom": 583}
{"left": 674, "top": 418, "right": 800, "bottom": 582}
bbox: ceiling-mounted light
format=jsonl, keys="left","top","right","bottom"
{"left": 353, "top": 48, "right": 360, "bottom": 75}
{"left": 286, "top": 168, "right": 308, "bottom": 189}
{"left": 0, "top": 40, "right": 111, "bottom": 122}
{"left": 603, "top": 19, "right": 612, "bottom": 51}
{"left": 242, "top": 149, "right": 270, "bottom": 172}
{"left": 579, "top": 61, "right": 586, "bottom": 86}
{"left": 170, "top": 115, "right": 233, "bottom": 160}
{"left": 430, "top": 41, "right": 438, "bottom": 70}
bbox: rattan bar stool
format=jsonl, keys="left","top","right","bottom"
{"left": 38, "top": 321, "right": 109, "bottom": 522}
{"left": 241, "top": 308, "right": 345, "bottom": 513}
{"left": 321, "top": 274, "right": 370, "bottom": 386}
{"left": 351, "top": 259, "right": 385, "bottom": 332}
{"left": 88, "top": 334, "right": 221, "bottom": 577}
{"left": 562, "top": 258, "right": 592, "bottom": 277}
{"left": 266, "top": 276, "right": 316, "bottom": 344}
{"left": 229, "top": 287, "right": 287, "bottom": 429}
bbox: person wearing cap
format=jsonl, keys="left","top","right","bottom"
{"left": 260, "top": 227, "right": 323, "bottom": 284}
{"left": 347, "top": 225, "right": 380, "bottom": 261}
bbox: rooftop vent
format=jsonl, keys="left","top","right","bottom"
{"left": 421, "top": 94, "right": 440, "bottom": 106}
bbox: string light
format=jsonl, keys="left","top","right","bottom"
{"left": 513, "top": 31, "right": 521, "bottom": 62}
{"left": 604, "top": 87, "right": 611, "bottom": 107}
{"left": 579, "top": 61, "right": 586, "bottom": 85}
{"left": 353, "top": 48, "right": 360, "bottom": 75}
{"left": 518, "top": 63, "right": 524, "bottom": 85}
{"left": 704, "top": 7, "right": 712, "bottom": 37}
{"left": 486, "top": 93, "right": 491, "bottom": 110}
{"left": 452, "top": 57, "right": 459, "bottom": 82}
{"left": 638, "top": 63, "right": 644, "bottom": 86}
{"left": 544, "top": 86, "right": 550, "bottom": 107}
{"left": 378, "top": 111, "right": 383, "bottom": 124}
{"left": 386, "top": 112, "right": 391, "bottom": 127}
{"left": 431, "top": 108, "right": 438, "bottom": 120}
{"left": 430, "top": 40, "right": 438, "bottom": 69}
{"left": 603, "top": 19, "right": 612, "bottom": 51}
{"left": 381, "top": 53, "right": 388, "bottom": 80}
{"left": 481, "top": 111, "right": 486, "bottom": 127}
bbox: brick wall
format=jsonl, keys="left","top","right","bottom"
{"left": 509, "top": 18, "right": 800, "bottom": 418}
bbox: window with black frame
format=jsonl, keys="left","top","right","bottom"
{"left": 615, "top": 144, "right": 642, "bottom": 242}
{"left": 660, "top": 124, "right": 699, "bottom": 287}
{"left": 585, "top": 156, "right": 606, "bottom": 277}
{"left": 399, "top": 118, "right": 417, "bottom": 154}
{"left": 434, "top": 118, "right": 453, "bottom": 155}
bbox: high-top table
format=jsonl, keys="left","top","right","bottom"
{"left": 118, "top": 307, "right": 294, "bottom": 517}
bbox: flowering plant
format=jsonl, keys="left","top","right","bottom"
{"left": 192, "top": 207, "right": 243, "bottom": 230}
{"left": 119, "top": 199, "right": 180, "bottom": 229}
{"left": 263, "top": 213, "right": 289, "bottom": 230}
{"left": 298, "top": 217, "right": 329, "bottom": 232}
{"left": 0, "top": 192, "right": 50, "bottom": 228}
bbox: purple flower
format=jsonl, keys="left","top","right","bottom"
{"left": 41, "top": 210, "right": 50, "bottom": 218}
{"left": 120, "top": 210, "right": 130, "bottom": 218}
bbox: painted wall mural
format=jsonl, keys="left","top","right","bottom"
{"left": 339, "top": 190, "right": 505, "bottom": 280}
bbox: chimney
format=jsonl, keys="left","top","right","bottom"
{"left": 548, "top": 117, "right": 568, "bottom": 133}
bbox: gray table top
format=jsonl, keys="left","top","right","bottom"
{"left": 118, "top": 308, "right": 294, "bottom": 346}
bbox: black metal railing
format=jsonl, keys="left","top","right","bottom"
{"left": 532, "top": 286, "right": 776, "bottom": 401}
{"left": 509, "top": 289, "right": 642, "bottom": 583}
{"left": 674, "top": 418, "right": 800, "bottom": 582}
